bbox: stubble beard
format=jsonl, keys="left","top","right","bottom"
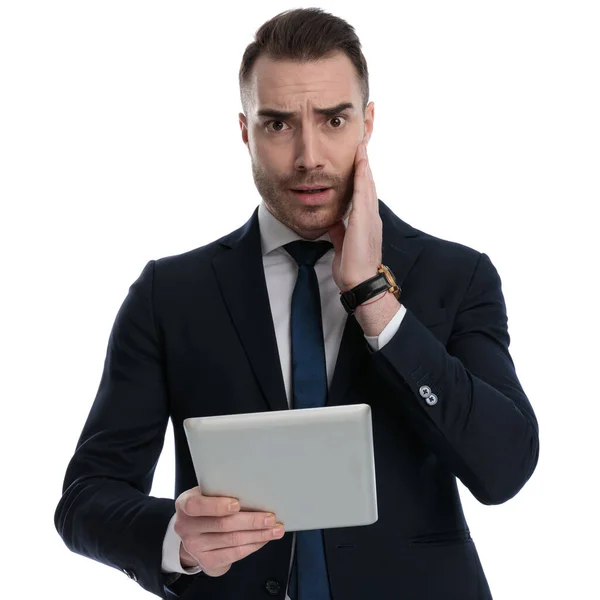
{"left": 250, "top": 158, "right": 353, "bottom": 239}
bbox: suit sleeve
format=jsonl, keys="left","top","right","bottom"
{"left": 368, "top": 252, "right": 539, "bottom": 505}
{"left": 54, "top": 260, "right": 179, "bottom": 598}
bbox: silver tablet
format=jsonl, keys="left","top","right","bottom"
{"left": 183, "top": 403, "right": 378, "bottom": 532}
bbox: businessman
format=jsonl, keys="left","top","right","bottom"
{"left": 55, "top": 7, "right": 539, "bottom": 600}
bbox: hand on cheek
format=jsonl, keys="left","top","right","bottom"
{"left": 329, "top": 141, "right": 382, "bottom": 291}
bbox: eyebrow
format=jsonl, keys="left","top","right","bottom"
{"left": 256, "top": 102, "right": 356, "bottom": 120}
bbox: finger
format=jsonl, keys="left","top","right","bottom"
{"left": 199, "top": 510, "right": 277, "bottom": 534}
{"left": 353, "top": 145, "right": 369, "bottom": 209}
{"left": 176, "top": 486, "right": 240, "bottom": 518}
{"left": 354, "top": 141, "right": 367, "bottom": 174}
{"left": 363, "top": 144, "right": 378, "bottom": 209}
{"left": 354, "top": 141, "right": 364, "bottom": 166}
{"left": 362, "top": 143, "right": 372, "bottom": 182}
{"left": 191, "top": 524, "right": 285, "bottom": 553}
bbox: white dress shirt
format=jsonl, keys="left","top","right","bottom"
{"left": 161, "top": 201, "right": 407, "bottom": 597}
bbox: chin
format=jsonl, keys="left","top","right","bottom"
{"left": 286, "top": 207, "right": 343, "bottom": 239}
{"left": 295, "top": 203, "right": 338, "bottom": 223}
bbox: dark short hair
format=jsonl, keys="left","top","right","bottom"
{"left": 239, "top": 7, "right": 369, "bottom": 117}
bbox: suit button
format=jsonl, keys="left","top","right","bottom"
{"left": 419, "top": 385, "right": 431, "bottom": 398}
{"left": 426, "top": 393, "right": 438, "bottom": 406}
{"left": 265, "top": 580, "right": 281, "bottom": 595}
{"left": 123, "top": 568, "right": 137, "bottom": 582}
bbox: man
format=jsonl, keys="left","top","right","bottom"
{"left": 55, "top": 7, "right": 539, "bottom": 600}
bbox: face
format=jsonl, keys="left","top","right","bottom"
{"left": 239, "top": 51, "right": 374, "bottom": 240}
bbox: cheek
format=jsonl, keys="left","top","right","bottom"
{"left": 260, "top": 154, "right": 292, "bottom": 186}
{"left": 253, "top": 142, "right": 282, "bottom": 169}
{"left": 342, "top": 160, "right": 356, "bottom": 184}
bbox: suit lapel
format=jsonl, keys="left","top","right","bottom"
{"left": 212, "top": 200, "right": 424, "bottom": 412}
{"left": 212, "top": 207, "right": 289, "bottom": 413}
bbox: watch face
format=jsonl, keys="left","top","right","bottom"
{"left": 379, "top": 265, "right": 401, "bottom": 299}
{"left": 379, "top": 265, "right": 395, "bottom": 285}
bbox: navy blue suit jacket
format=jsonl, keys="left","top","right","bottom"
{"left": 55, "top": 199, "right": 539, "bottom": 599}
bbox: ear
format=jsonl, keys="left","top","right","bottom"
{"left": 239, "top": 113, "right": 249, "bottom": 146}
{"left": 364, "top": 101, "right": 375, "bottom": 146}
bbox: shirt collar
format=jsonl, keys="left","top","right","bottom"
{"left": 258, "top": 200, "right": 350, "bottom": 257}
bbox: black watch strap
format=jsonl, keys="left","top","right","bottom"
{"left": 340, "top": 272, "right": 390, "bottom": 315}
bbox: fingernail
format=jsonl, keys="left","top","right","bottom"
{"left": 229, "top": 502, "right": 240, "bottom": 511}
{"left": 265, "top": 515, "right": 276, "bottom": 526}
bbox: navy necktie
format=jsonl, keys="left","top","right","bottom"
{"left": 283, "top": 240, "right": 334, "bottom": 600}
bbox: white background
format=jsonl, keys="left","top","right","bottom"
{"left": 1, "top": 1, "right": 598, "bottom": 598}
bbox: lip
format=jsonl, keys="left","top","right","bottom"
{"left": 290, "top": 188, "right": 333, "bottom": 203}
{"left": 292, "top": 185, "right": 331, "bottom": 191}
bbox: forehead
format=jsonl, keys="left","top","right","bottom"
{"left": 249, "top": 51, "right": 361, "bottom": 113}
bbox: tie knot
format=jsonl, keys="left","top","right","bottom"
{"left": 283, "top": 240, "right": 333, "bottom": 267}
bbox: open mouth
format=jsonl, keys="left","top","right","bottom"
{"left": 292, "top": 188, "right": 330, "bottom": 194}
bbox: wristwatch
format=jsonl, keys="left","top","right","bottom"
{"left": 340, "top": 264, "right": 401, "bottom": 315}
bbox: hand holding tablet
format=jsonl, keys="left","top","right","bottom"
{"left": 173, "top": 485, "right": 285, "bottom": 577}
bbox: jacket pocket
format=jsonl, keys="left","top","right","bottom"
{"left": 409, "top": 529, "right": 472, "bottom": 547}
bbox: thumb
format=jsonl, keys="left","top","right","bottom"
{"left": 328, "top": 220, "right": 346, "bottom": 254}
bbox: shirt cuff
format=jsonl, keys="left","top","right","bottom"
{"left": 364, "top": 303, "right": 407, "bottom": 351}
{"left": 161, "top": 512, "right": 204, "bottom": 575}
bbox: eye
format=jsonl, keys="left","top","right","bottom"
{"left": 265, "top": 120, "right": 290, "bottom": 133}
{"left": 265, "top": 115, "right": 348, "bottom": 133}
{"left": 328, "top": 115, "right": 347, "bottom": 129}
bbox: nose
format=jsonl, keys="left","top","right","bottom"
{"left": 293, "top": 128, "right": 325, "bottom": 172}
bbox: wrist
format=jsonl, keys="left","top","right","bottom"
{"left": 354, "top": 289, "right": 387, "bottom": 309}
{"left": 354, "top": 290, "right": 401, "bottom": 336}
{"left": 342, "top": 268, "right": 379, "bottom": 292}
{"left": 340, "top": 263, "right": 400, "bottom": 317}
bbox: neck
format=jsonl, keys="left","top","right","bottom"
{"left": 291, "top": 228, "right": 329, "bottom": 241}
